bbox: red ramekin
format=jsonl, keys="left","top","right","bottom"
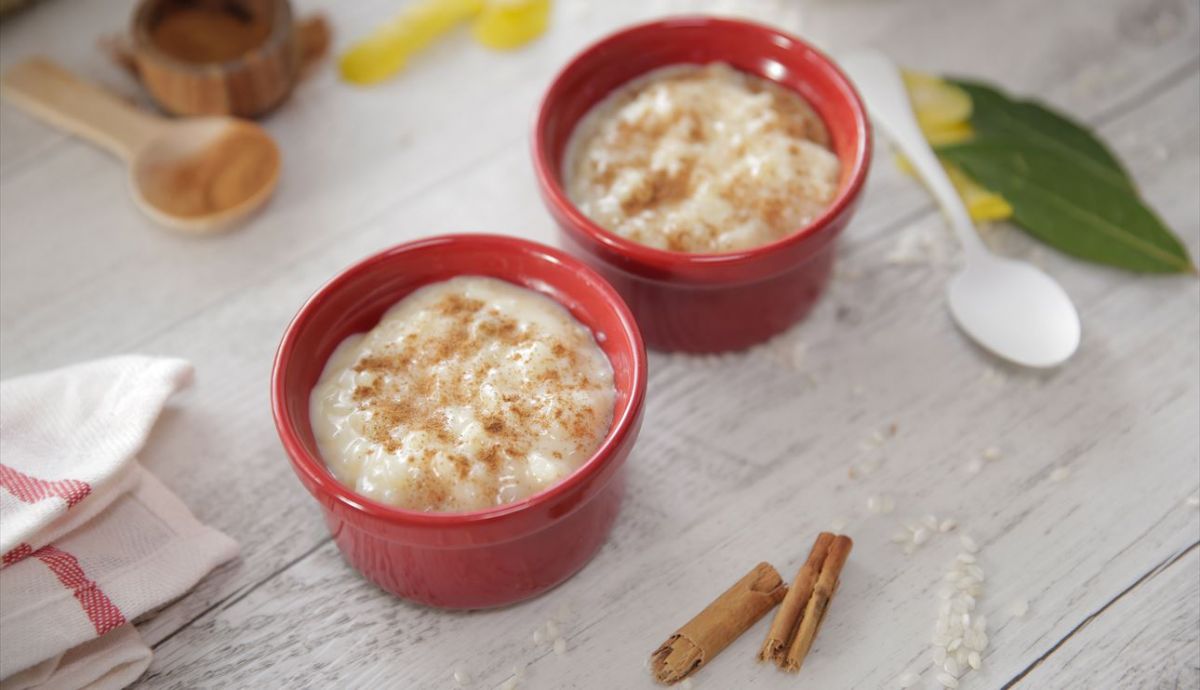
{"left": 533, "top": 17, "right": 872, "bottom": 353}
{"left": 271, "top": 235, "right": 647, "bottom": 609}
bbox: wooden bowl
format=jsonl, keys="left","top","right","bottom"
{"left": 131, "top": 0, "right": 299, "bottom": 118}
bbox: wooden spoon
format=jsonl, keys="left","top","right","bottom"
{"left": 1, "top": 57, "right": 280, "bottom": 234}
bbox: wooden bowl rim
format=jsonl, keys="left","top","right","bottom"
{"left": 130, "top": 0, "right": 295, "bottom": 74}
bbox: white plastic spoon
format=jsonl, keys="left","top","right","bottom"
{"left": 841, "top": 52, "right": 1080, "bottom": 368}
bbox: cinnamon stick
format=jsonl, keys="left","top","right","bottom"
{"left": 758, "top": 532, "right": 834, "bottom": 663}
{"left": 650, "top": 562, "right": 787, "bottom": 684}
{"left": 782, "top": 534, "right": 853, "bottom": 672}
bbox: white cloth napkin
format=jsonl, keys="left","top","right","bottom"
{"left": 1, "top": 624, "right": 150, "bottom": 690}
{"left": 0, "top": 356, "right": 239, "bottom": 687}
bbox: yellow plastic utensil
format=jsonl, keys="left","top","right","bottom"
{"left": 340, "top": 0, "right": 551, "bottom": 85}
{"left": 340, "top": 0, "right": 484, "bottom": 85}
{"left": 473, "top": 0, "right": 550, "bottom": 50}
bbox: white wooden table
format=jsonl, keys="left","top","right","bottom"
{"left": 2, "top": 0, "right": 1198, "bottom": 687}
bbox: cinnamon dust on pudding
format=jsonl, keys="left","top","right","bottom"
{"left": 564, "top": 63, "right": 841, "bottom": 253}
{"left": 310, "top": 277, "right": 615, "bottom": 513}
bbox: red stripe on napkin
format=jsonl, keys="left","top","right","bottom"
{"left": 33, "top": 546, "right": 125, "bottom": 635}
{"left": 2, "top": 543, "right": 34, "bottom": 568}
{"left": 0, "top": 463, "right": 91, "bottom": 508}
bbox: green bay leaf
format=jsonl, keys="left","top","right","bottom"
{"left": 948, "top": 78, "right": 1134, "bottom": 191}
{"left": 940, "top": 137, "right": 1195, "bottom": 274}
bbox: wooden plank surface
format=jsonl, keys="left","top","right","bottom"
{"left": 1, "top": 0, "right": 1197, "bottom": 688}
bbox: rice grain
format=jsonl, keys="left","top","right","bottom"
{"left": 937, "top": 672, "right": 960, "bottom": 688}
{"left": 960, "top": 534, "right": 979, "bottom": 553}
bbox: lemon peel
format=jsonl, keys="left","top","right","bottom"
{"left": 897, "top": 71, "right": 1012, "bottom": 221}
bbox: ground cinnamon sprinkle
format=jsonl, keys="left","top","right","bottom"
{"left": 311, "top": 278, "right": 615, "bottom": 512}
{"left": 141, "top": 125, "right": 279, "bottom": 219}
{"left": 566, "top": 62, "right": 841, "bottom": 253}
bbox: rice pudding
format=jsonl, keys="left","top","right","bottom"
{"left": 564, "top": 63, "right": 841, "bottom": 253}
{"left": 310, "top": 276, "right": 615, "bottom": 513}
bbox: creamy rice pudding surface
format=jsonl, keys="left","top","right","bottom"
{"left": 310, "top": 277, "right": 615, "bottom": 513}
{"left": 565, "top": 63, "right": 841, "bottom": 253}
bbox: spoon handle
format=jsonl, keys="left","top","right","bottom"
{"left": 840, "top": 52, "right": 987, "bottom": 260}
{"left": 0, "top": 57, "right": 163, "bottom": 162}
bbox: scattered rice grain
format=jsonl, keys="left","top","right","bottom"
{"left": 1008, "top": 599, "right": 1029, "bottom": 618}
{"left": 453, "top": 668, "right": 471, "bottom": 686}
{"left": 983, "top": 446, "right": 1002, "bottom": 461}
{"left": 553, "top": 638, "right": 567, "bottom": 655}
{"left": 866, "top": 494, "right": 895, "bottom": 514}
{"left": 980, "top": 367, "right": 1007, "bottom": 387}
{"left": 1186, "top": 494, "right": 1199, "bottom": 508}
{"left": 964, "top": 459, "right": 984, "bottom": 475}
{"left": 913, "top": 528, "right": 930, "bottom": 545}
{"left": 944, "top": 657, "right": 960, "bottom": 676}
{"left": 937, "top": 672, "right": 960, "bottom": 688}
{"left": 955, "top": 647, "right": 970, "bottom": 666}
{"left": 1049, "top": 467, "right": 1071, "bottom": 482}
{"left": 960, "top": 534, "right": 979, "bottom": 553}
{"left": 940, "top": 518, "right": 958, "bottom": 533}
{"left": 897, "top": 671, "right": 920, "bottom": 688}
{"left": 968, "top": 651, "right": 982, "bottom": 670}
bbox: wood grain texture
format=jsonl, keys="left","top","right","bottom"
{"left": 1009, "top": 544, "right": 1200, "bottom": 689}
{"left": 1, "top": 0, "right": 1197, "bottom": 688}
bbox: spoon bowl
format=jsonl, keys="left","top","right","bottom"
{"left": 949, "top": 255, "right": 1081, "bottom": 367}
{"left": 131, "top": 117, "right": 280, "bottom": 233}
{"left": 1, "top": 57, "right": 279, "bottom": 234}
